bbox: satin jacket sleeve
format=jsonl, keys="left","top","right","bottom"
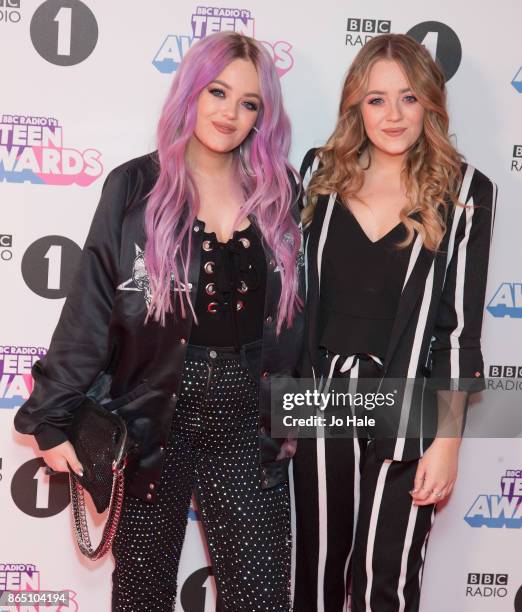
{"left": 14, "top": 166, "right": 128, "bottom": 450}
{"left": 429, "top": 167, "right": 497, "bottom": 391}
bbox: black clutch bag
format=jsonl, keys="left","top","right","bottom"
{"left": 67, "top": 396, "right": 132, "bottom": 560}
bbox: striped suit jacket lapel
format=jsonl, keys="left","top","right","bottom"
{"left": 305, "top": 193, "right": 335, "bottom": 376}
{"left": 383, "top": 238, "right": 436, "bottom": 373}
{"left": 383, "top": 163, "right": 477, "bottom": 375}
{"left": 385, "top": 164, "right": 478, "bottom": 460}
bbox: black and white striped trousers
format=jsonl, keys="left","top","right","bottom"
{"left": 292, "top": 352, "right": 435, "bottom": 612}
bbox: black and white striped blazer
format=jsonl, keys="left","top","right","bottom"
{"left": 299, "top": 148, "right": 497, "bottom": 461}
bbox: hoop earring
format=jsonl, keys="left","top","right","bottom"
{"left": 252, "top": 126, "right": 259, "bottom": 134}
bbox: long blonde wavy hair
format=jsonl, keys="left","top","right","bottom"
{"left": 303, "top": 34, "right": 463, "bottom": 251}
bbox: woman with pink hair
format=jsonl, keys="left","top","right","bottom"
{"left": 15, "top": 32, "right": 303, "bottom": 611}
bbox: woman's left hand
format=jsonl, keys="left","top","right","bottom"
{"left": 410, "top": 438, "right": 460, "bottom": 506}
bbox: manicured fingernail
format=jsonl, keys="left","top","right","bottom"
{"left": 77, "top": 470, "right": 84, "bottom": 477}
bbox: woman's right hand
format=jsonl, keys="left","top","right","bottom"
{"left": 41, "top": 440, "right": 84, "bottom": 477}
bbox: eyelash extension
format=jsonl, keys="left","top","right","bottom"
{"left": 208, "top": 88, "right": 258, "bottom": 112}
{"left": 367, "top": 95, "right": 418, "bottom": 105}
{"left": 243, "top": 101, "right": 258, "bottom": 112}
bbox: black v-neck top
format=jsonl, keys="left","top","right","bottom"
{"left": 318, "top": 200, "right": 413, "bottom": 358}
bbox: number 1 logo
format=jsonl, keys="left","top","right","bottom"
{"left": 406, "top": 21, "right": 462, "bottom": 82}
{"left": 30, "top": 0, "right": 98, "bottom": 66}
{"left": 11, "top": 458, "right": 70, "bottom": 518}
{"left": 54, "top": 6, "right": 72, "bottom": 56}
{"left": 22, "top": 235, "right": 82, "bottom": 299}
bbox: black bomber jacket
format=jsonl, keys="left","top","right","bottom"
{"left": 14, "top": 152, "right": 304, "bottom": 503}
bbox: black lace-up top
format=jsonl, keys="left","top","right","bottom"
{"left": 189, "top": 224, "right": 267, "bottom": 348}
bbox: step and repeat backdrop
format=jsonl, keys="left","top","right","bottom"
{"left": 1, "top": 0, "right": 521, "bottom": 610}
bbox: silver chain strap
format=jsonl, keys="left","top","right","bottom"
{"left": 69, "top": 462, "right": 126, "bottom": 560}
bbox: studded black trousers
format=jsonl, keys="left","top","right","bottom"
{"left": 111, "top": 345, "right": 291, "bottom": 612}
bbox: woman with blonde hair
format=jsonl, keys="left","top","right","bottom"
{"left": 293, "top": 34, "right": 495, "bottom": 611}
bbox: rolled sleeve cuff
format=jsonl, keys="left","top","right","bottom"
{"left": 34, "top": 423, "right": 69, "bottom": 451}
{"left": 428, "top": 347, "right": 486, "bottom": 393}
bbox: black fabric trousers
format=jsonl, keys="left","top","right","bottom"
{"left": 111, "top": 344, "right": 291, "bottom": 612}
{"left": 292, "top": 352, "right": 436, "bottom": 612}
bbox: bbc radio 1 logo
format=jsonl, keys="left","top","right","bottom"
{"left": 180, "top": 567, "right": 218, "bottom": 611}
{"left": 466, "top": 573, "right": 508, "bottom": 599}
{"left": 0, "top": 0, "right": 21, "bottom": 24}
{"left": 344, "top": 19, "right": 462, "bottom": 82}
{"left": 487, "top": 283, "right": 522, "bottom": 318}
{"left": 11, "top": 458, "right": 70, "bottom": 518}
{"left": 0, "top": 563, "right": 79, "bottom": 610}
{"left": 0, "top": 234, "right": 12, "bottom": 261}
{"left": 0, "top": 346, "right": 47, "bottom": 409}
{"left": 0, "top": 114, "right": 103, "bottom": 186}
{"left": 345, "top": 18, "right": 391, "bottom": 47}
{"left": 153, "top": 6, "right": 293, "bottom": 77}
{"left": 22, "top": 235, "right": 82, "bottom": 299}
{"left": 464, "top": 469, "right": 522, "bottom": 528}
{"left": 487, "top": 364, "right": 522, "bottom": 392}
{"left": 406, "top": 22, "right": 462, "bottom": 81}
{"left": 512, "top": 145, "right": 522, "bottom": 172}
{"left": 516, "top": 584, "right": 522, "bottom": 612}
{"left": 30, "top": 0, "right": 98, "bottom": 66}
{"left": 489, "top": 365, "right": 522, "bottom": 378}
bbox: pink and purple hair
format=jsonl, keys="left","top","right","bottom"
{"left": 144, "top": 31, "right": 301, "bottom": 333}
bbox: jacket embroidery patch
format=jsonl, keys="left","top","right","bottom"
{"left": 117, "top": 244, "right": 192, "bottom": 306}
